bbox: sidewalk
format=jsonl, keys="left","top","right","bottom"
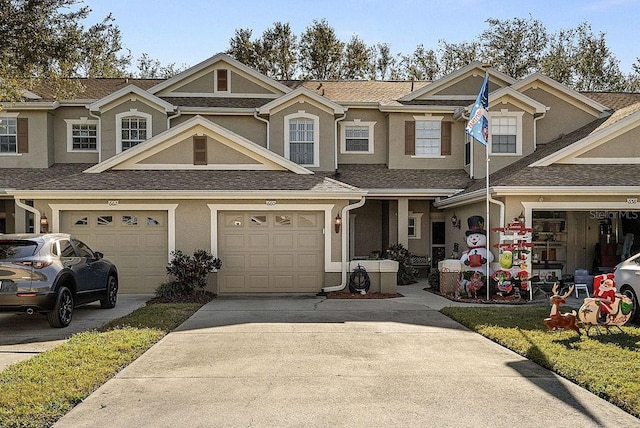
{"left": 54, "top": 281, "right": 639, "bottom": 427}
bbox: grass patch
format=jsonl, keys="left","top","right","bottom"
{"left": 441, "top": 305, "right": 640, "bottom": 418}
{"left": 0, "top": 302, "right": 204, "bottom": 428}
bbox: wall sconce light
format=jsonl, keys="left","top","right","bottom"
{"left": 40, "top": 214, "right": 49, "bottom": 233}
{"left": 518, "top": 211, "right": 526, "bottom": 224}
{"left": 334, "top": 213, "right": 342, "bottom": 233}
{"left": 451, "top": 213, "right": 461, "bottom": 229}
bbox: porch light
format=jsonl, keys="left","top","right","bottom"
{"left": 518, "top": 211, "right": 526, "bottom": 224}
{"left": 451, "top": 213, "right": 461, "bottom": 229}
{"left": 40, "top": 214, "right": 49, "bottom": 233}
{"left": 334, "top": 213, "right": 342, "bottom": 233}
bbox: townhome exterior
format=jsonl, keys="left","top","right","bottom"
{"left": 2, "top": 53, "right": 640, "bottom": 295}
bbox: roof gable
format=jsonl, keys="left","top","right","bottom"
{"left": 88, "top": 85, "right": 175, "bottom": 113}
{"left": 484, "top": 87, "right": 548, "bottom": 115}
{"left": 149, "top": 53, "right": 291, "bottom": 98}
{"left": 84, "top": 115, "right": 312, "bottom": 174}
{"left": 257, "top": 87, "right": 346, "bottom": 115}
{"left": 399, "top": 62, "right": 516, "bottom": 102}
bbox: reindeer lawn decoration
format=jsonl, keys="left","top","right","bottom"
{"left": 543, "top": 284, "right": 581, "bottom": 335}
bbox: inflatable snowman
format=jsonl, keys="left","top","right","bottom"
{"left": 460, "top": 215, "right": 494, "bottom": 273}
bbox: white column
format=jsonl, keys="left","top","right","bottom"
{"left": 397, "top": 197, "right": 409, "bottom": 247}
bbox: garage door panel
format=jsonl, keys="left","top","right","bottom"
{"left": 218, "top": 211, "right": 324, "bottom": 293}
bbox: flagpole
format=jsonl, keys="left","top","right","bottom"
{"left": 483, "top": 66, "right": 490, "bottom": 301}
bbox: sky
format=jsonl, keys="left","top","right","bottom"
{"left": 82, "top": 0, "right": 640, "bottom": 74}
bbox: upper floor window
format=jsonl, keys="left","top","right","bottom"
{"left": 405, "top": 116, "right": 451, "bottom": 157}
{"left": 340, "top": 120, "right": 375, "bottom": 154}
{"left": 116, "top": 110, "right": 152, "bottom": 153}
{"left": 0, "top": 117, "right": 17, "bottom": 153}
{"left": 490, "top": 111, "right": 523, "bottom": 156}
{"left": 216, "top": 69, "right": 229, "bottom": 92}
{"left": 285, "top": 112, "right": 319, "bottom": 167}
{"left": 65, "top": 118, "right": 99, "bottom": 152}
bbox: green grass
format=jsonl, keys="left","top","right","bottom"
{"left": 0, "top": 303, "right": 203, "bottom": 428}
{"left": 441, "top": 305, "right": 640, "bottom": 418}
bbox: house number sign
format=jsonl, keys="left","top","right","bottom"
{"left": 627, "top": 198, "right": 638, "bottom": 205}
{"left": 265, "top": 200, "right": 277, "bottom": 206}
{"left": 107, "top": 200, "right": 119, "bottom": 206}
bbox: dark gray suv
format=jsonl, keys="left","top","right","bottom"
{"left": 0, "top": 233, "right": 118, "bottom": 328}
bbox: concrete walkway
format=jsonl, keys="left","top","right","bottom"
{"left": 54, "top": 282, "right": 639, "bottom": 428}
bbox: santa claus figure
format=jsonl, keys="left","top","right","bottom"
{"left": 594, "top": 273, "right": 616, "bottom": 321}
{"left": 460, "top": 215, "right": 494, "bottom": 273}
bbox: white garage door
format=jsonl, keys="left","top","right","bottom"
{"left": 60, "top": 211, "right": 168, "bottom": 293}
{"left": 218, "top": 211, "right": 324, "bottom": 293}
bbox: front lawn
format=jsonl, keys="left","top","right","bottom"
{"left": 441, "top": 305, "right": 640, "bottom": 418}
{"left": 0, "top": 303, "right": 203, "bottom": 428}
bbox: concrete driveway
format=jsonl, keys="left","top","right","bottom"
{"left": 0, "top": 294, "right": 150, "bottom": 371}
{"left": 54, "top": 284, "right": 639, "bottom": 428}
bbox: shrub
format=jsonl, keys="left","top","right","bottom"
{"left": 386, "top": 243, "right": 418, "bottom": 285}
{"left": 159, "top": 249, "right": 221, "bottom": 297}
{"left": 427, "top": 268, "right": 440, "bottom": 291}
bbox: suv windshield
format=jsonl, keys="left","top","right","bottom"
{"left": 0, "top": 241, "right": 38, "bottom": 259}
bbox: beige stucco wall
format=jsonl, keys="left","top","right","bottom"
{"left": 578, "top": 126, "right": 640, "bottom": 158}
{"left": 408, "top": 200, "right": 432, "bottom": 257}
{"left": 0, "top": 110, "right": 51, "bottom": 168}
{"left": 230, "top": 71, "right": 274, "bottom": 94}
{"left": 523, "top": 87, "right": 599, "bottom": 144}
{"left": 420, "top": 74, "right": 504, "bottom": 98}
{"left": 269, "top": 98, "right": 337, "bottom": 171}
{"left": 52, "top": 106, "right": 100, "bottom": 164}
{"left": 140, "top": 135, "right": 261, "bottom": 165}
{"left": 173, "top": 115, "right": 267, "bottom": 148}
{"left": 175, "top": 71, "right": 214, "bottom": 93}
{"left": 337, "top": 108, "right": 388, "bottom": 164}
{"left": 387, "top": 112, "right": 464, "bottom": 169}
{"left": 99, "top": 99, "right": 168, "bottom": 161}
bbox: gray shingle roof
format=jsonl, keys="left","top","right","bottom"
{"left": 160, "top": 97, "right": 271, "bottom": 109}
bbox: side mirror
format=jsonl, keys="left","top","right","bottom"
{"left": 94, "top": 251, "right": 104, "bottom": 259}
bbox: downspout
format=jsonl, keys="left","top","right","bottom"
{"left": 533, "top": 111, "right": 546, "bottom": 150}
{"left": 15, "top": 199, "right": 40, "bottom": 233}
{"left": 334, "top": 114, "right": 346, "bottom": 171}
{"left": 253, "top": 111, "right": 270, "bottom": 150}
{"left": 88, "top": 110, "right": 102, "bottom": 163}
{"left": 489, "top": 195, "right": 505, "bottom": 228}
{"left": 167, "top": 109, "right": 182, "bottom": 129}
{"left": 322, "top": 196, "right": 366, "bottom": 293}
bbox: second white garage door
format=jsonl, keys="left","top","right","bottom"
{"left": 218, "top": 211, "right": 324, "bottom": 293}
{"left": 60, "top": 211, "right": 168, "bottom": 293}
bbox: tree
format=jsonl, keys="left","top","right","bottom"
{"left": 258, "top": 22, "right": 298, "bottom": 80}
{"left": 0, "top": 0, "right": 131, "bottom": 101}
{"left": 539, "top": 28, "right": 578, "bottom": 86}
{"left": 299, "top": 19, "right": 344, "bottom": 79}
{"left": 401, "top": 44, "right": 439, "bottom": 80}
{"left": 438, "top": 40, "right": 480, "bottom": 76}
{"left": 227, "top": 28, "right": 259, "bottom": 71}
{"left": 625, "top": 58, "right": 640, "bottom": 92}
{"left": 342, "top": 35, "right": 372, "bottom": 79}
{"left": 136, "top": 53, "right": 187, "bottom": 79}
{"left": 480, "top": 16, "right": 548, "bottom": 79}
{"left": 370, "top": 43, "right": 398, "bottom": 80}
{"left": 572, "top": 23, "right": 625, "bottom": 91}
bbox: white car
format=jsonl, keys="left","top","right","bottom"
{"left": 613, "top": 253, "right": 640, "bottom": 324}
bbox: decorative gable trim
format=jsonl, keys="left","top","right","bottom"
{"left": 148, "top": 53, "right": 292, "bottom": 96}
{"left": 531, "top": 108, "right": 640, "bottom": 166}
{"left": 512, "top": 73, "right": 609, "bottom": 117}
{"left": 399, "top": 61, "right": 516, "bottom": 102}
{"left": 84, "top": 115, "right": 312, "bottom": 175}
{"left": 88, "top": 85, "right": 175, "bottom": 113}
{"left": 258, "top": 87, "right": 346, "bottom": 115}
{"left": 479, "top": 87, "right": 548, "bottom": 115}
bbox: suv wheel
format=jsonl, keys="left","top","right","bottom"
{"left": 100, "top": 275, "right": 118, "bottom": 309}
{"left": 47, "top": 286, "right": 74, "bottom": 328}
{"left": 621, "top": 286, "right": 639, "bottom": 324}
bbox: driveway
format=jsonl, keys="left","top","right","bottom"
{"left": 54, "top": 283, "right": 639, "bottom": 428}
{"left": 0, "top": 295, "right": 150, "bottom": 371}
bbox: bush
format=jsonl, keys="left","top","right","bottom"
{"left": 386, "top": 243, "right": 418, "bottom": 285}
{"left": 157, "top": 249, "right": 221, "bottom": 297}
{"left": 427, "top": 268, "right": 440, "bottom": 291}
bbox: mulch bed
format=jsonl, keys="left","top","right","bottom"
{"left": 424, "top": 287, "right": 547, "bottom": 305}
{"left": 326, "top": 292, "right": 404, "bottom": 299}
{"left": 146, "top": 291, "right": 217, "bottom": 305}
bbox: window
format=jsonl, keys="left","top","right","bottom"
{"left": 285, "top": 112, "right": 319, "bottom": 167}
{"left": 216, "top": 69, "right": 229, "bottom": 92}
{"left": 193, "top": 136, "right": 207, "bottom": 165}
{"left": 340, "top": 121, "right": 375, "bottom": 153}
{"left": 65, "top": 119, "right": 99, "bottom": 152}
{"left": 408, "top": 212, "right": 424, "bottom": 239}
{"left": 405, "top": 116, "right": 450, "bottom": 157}
{"left": 490, "top": 111, "right": 523, "bottom": 155}
{"left": 59, "top": 240, "right": 75, "bottom": 258}
{"left": 464, "top": 134, "right": 471, "bottom": 166}
{"left": 0, "top": 117, "right": 17, "bottom": 153}
{"left": 116, "top": 110, "right": 152, "bottom": 153}
{"left": 73, "top": 239, "right": 95, "bottom": 258}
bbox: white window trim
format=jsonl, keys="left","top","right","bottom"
{"left": 116, "top": 109, "right": 152, "bottom": 154}
{"left": 0, "top": 113, "right": 19, "bottom": 156}
{"left": 214, "top": 68, "right": 230, "bottom": 93}
{"left": 65, "top": 118, "right": 99, "bottom": 153}
{"left": 408, "top": 212, "right": 424, "bottom": 239}
{"left": 411, "top": 115, "right": 444, "bottom": 159}
{"left": 340, "top": 120, "right": 375, "bottom": 154}
{"left": 284, "top": 111, "right": 319, "bottom": 167}
{"left": 489, "top": 110, "right": 524, "bottom": 156}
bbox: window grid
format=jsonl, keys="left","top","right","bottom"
{"left": 345, "top": 125, "right": 370, "bottom": 152}
{"left": 72, "top": 124, "right": 98, "bottom": 150}
{"left": 491, "top": 117, "right": 517, "bottom": 153}
{"left": 289, "top": 118, "right": 314, "bottom": 165}
{"left": 0, "top": 118, "right": 17, "bottom": 153}
{"left": 415, "top": 120, "right": 441, "bottom": 156}
{"left": 121, "top": 117, "right": 148, "bottom": 150}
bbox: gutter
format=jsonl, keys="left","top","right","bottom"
{"left": 533, "top": 110, "right": 547, "bottom": 150}
{"left": 167, "top": 108, "right": 182, "bottom": 129}
{"left": 88, "top": 110, "right": 102, "bottom": 163}
{"left": 253, "top": 111, "right": 270, "bottom": 150}
{"left": 334, "top": 113, "right": 346, "bottom": 170}
{"left": 14, "top": 199, "right": 40, "bottom": 233}
{"left": 321, "top": 196, "right": 366, "bottom": 293}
